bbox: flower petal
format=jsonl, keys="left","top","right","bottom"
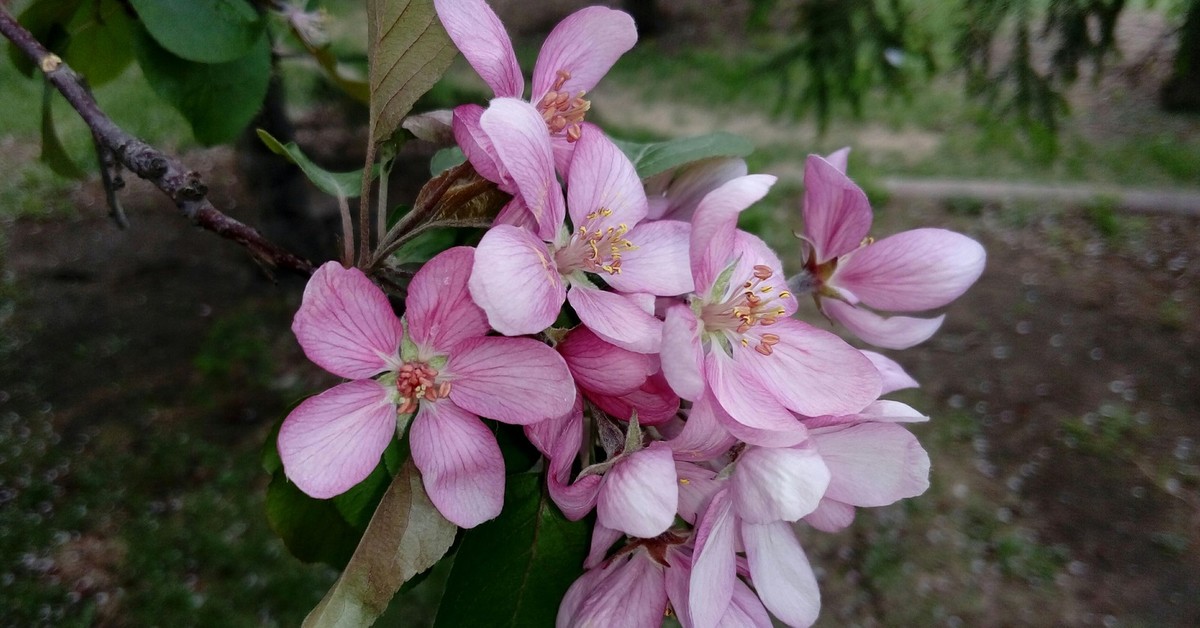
{"left": 584, "top": 522, "right": 624, "bottom": 569}
{"left": 861, "top": 350, "right": 920, "bottom": 394}
{"left": 706, "top": 351, "right": 808, "bottom": 446}
{"left": 446, "top": 336, "right": 576, "bottom": 424}
{"left": 668, "top": 392, "right": 736, "bottom": 462}
{"left": 733, "top": 444, "right": 830, "bottom": 524}
{"left": 452, "top": 104, "right": 505, "bottom": 185}
{"left": 470, "top": 225, "right": 565, "bottom": 336}
{"left": 803, "top": 498, "right": 856, "bottom": 533}
{"left": 292, "top": 261, "right": 402, "bottom": 379}
{"left": 480, "top": 98, "right": 566, "bottom": 240}
{"left": 823, "top": 146, "right": 850, "bottom": 173}
{"left": 279, "top": 380, "right": 395, "bottom": 499}
{"left": 646, "top": 157, "right": 749, "bottom": 222}
{"left": 532, "top": 6, "right": 637, "bottom": 102}
{"left": 597, "top": 442, "right": 678, "bottom": 538}
{"left": 558, "top": 550, "right": 667, "bottom": 628}
{"left": 406, "top": 247, "right": 489, "bottom": 353}
{"left": 738, "top": 318, "right": 881, "bottom": 417}
{"left": 568, "top": 284, "right": 663, "bottom": 353}
{"left": 587, "top": 372, "right": 680, "bottom": 426}
{"left": 565, "top": 129, "right": 646, "bottom": 230}
{"left": 661, "top": 304, "right": 706, "bottom": 401}
{"left": 675, "top": 461, "right": 722, "bottom": 525}
{"left": 606, "top": 219, "right": 694, "bottom": 296}
{"left": 834, "top": 228, "right": 986, "bottom": 311}
{"left": 409, "top": 400, "right": 504, "bottom": 528}
{"left": 824, "top": 299, "right": 945, "bottom": 350}
{"left": 812, "top": 423, "right": 931, "bottom": 507}
{"left": 434, "top": 0, "right": 522, "bottom": 98}
{"left": 690, "top": 175, "right": 776, "bottom": 293}
{"left": 802, "top": 154, "right": 872, "bottom": 264}
{"left": 689, "top": 488, "right": 737, "bottom": 628}
{"left": 558, "top": 326, "right": 650, "bottom": 397}
{"left": 742, "top": 521, "right": 820, "bottom": 628}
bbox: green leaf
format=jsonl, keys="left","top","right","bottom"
{"left": 613, "top": 132, "right": 755, "bottom": 179}
{"left": 127, "top": 0, "right": 265, "bottom": 64}
{"left": 434, "top": 474, "right": 590, "bottom": 628}
{"left": 304, "top": 459, "right": 458, "bottom": 628}
{"left": 7, "top": 0, "right": 83, "bottom": 77}
{"left": 62, "top": 0, "right": 135, "bottom": 86}
{"left": 39, "top": 82, "right": 86, "bottom": 180}
{"left": 429, "top": 146, "right": 466, "bottom": 176}
{"left": 266, "top": 472, "right": 361, "bottom": 568}
{"left": 332, "top": 441, "right": 402, "bottom": 529}
{"left": 256, "top": 129, "right": 368, "bottom": 198}
{"left": 367, "top": 0, "right": 458, "bottom": 143}
{"left": 133, "top": 27, "right": 271, "bottom": 145}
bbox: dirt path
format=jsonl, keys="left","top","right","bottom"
{"left": 882, "top": 178, "right": 1200, "bottom": 216}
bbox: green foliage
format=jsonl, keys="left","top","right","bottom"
{"left": 434, "top": 474, "right": 590, "bottom": 627}
{"left": 39, "top": 82, "right": 86, "bottom": 179}
{"left": 61, "top": 0, "right": 135, "bottom": 86}
{"left": 133, "top": 27, "right": 271, "bottom": 145}
{"left": 367, "top": 0, "right": 458, "bottom": 143}
{"left": 430, "top": 146, "right": 466, "bottom": 176}
{"left": 128, "top": 0, "right": 266, "bottom": 64}
{"left": 257, "top": 129, "right": 370, "bottom": 199}
{"left": 613, "top": 132, "right": 755, "bottom": 179}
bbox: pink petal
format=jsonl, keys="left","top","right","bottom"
{"left": 857, "top": 400, "right": 929, "bottom": 423}
{"left": 675, "top": 461, "right": 722, "bottom": 525}
{"left": 801, "top": 153, "right": 872, "bottom": 264}
{"left": 689, "top": 488, "right": 737, "bottom": 628}
{"left": 469, "top": 225, "right": 565, "bottom": 336}
{"left": 568, "top": 284, "right": 663, "bottom": 354}
{"left": 292, "top": 261, "right": 402, "bottom": 379}
{"left": 278, "top": 380, "right": 396, "bottom": 499}
{"left": 584, "top": 522, "right": 623, "bottom": 569}
{"left": 446, "top": 336, "right": 576, "bottom": 425}
{"left": 738, "top": 318, "right": 881, "bottom": 417}
{"left": 706, "top": 352, "right": 808, "bottom": 447}
{"left": 605, "top": 220, "right": 694, "bottom": 296}
{"left": 557, "top": 550, "right": 667, "bottom": 628}
{"left": 741, "top": 521, "right": 820, "bottom": 628}
{"left": 664, "top": 547, "right": 696, "bottom": 627}
{"left": 660, "top": 304, "right": 705, "bottom": 401}
{"left": 452, "top": 104, "right": 504, "bottom": 185}
{"left": 527, "top": 398, "right": 604, "bottom": 520}
{"left": 732, "top": 445, "right": 830, "bottom": 524}
{"left": 861, "top": 350, "right": 920, "bottom": 394}
{"left": 646, "top": 157, "right": 749, "bottom": 222}
{"left": 803, "top": 498, "right": 856, "bottom": 533}
{"left": 587, "top": 373, "right": 681, "bottom": 426}
{"left": 824, "top": 146, "right": 851, "bottom": 173}
{"left": 480, "top": 98, "right": 566, "bottom": 240}
{"left": 494, "top": 195, "right": 541, "bottom": 231}
{"left": 597, "top": 442, "right": 679, "bottom": 538}
{"left": 410, "top": 401, "right": 504, "bottom": 528}
{"left": 824, "top": 299, "right": 945, "bottom": 350}
{"left": 668, "top": 392, "right": 736, "bottom": 462}
{"left": 690, "top": 175, "right": 776, "bottom": 294}
{"left": 725, "top": 577, "right": 774, "bottom": 627}
{"left": 434, "top": 0, "right": 523, "bottom": 98}
{"left": 532, "top": 6, "right": 637, "bottom": 102}
{"left": 405, "top": 247, "right": 489, "bottom": 354}
{"left": 812, "top": 423, "right": 930, "bottom": 506}
{"left": 565, "top": 129, "right": 646, "bottom": 231}
{"left": 834, "top": 228, "right": 986, "bottom": 311}
{"left": 558, "top": 326, "right": 650, "bottom": 397}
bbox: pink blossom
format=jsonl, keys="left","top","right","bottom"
{"left": 277, "top": 249, "right": 575, "bottom": 528}
{"left": 436, "top": 0, "right": 636, "bottom": 193}
{"left": 645, "top": 157, "right": 749, "bottom": 222}
{"left": 469, "top": 104, "right": 692, "bottom": 351}
{"left": 558, "top": 544, "right": 672, "bottom": 628}
{"left": 658, "top": 174, "right": 881, "bottom": 445}
{"left": 797, "top": 151, "right": 986, "bottom": 349}
{"left": 557, "top": 326, "right": 680, "bottom": 425}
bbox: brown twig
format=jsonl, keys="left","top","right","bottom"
{"left": 0, "top": 8, "right": 314, "bottom": 276}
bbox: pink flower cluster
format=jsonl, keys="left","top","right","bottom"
{"left": 276, "top": 2, "right": 987, "bottom": 626}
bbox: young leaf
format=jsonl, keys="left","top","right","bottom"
{"left": 40, "top": 82, "right": 86, "bottom": 180}
{"left": 257, "top": 129, "right": 368, "bottom": 199}
{"left": 127, "top": 0, "right": 265, "bottom": 64}
{"left": 62, "top": 0, "right": 135, "bottom": 86}
{"left": 304, "top": 459, "right": 458, "bottom": 628}
{"left": 367, "top": 0, "right": 458, "bottom": 143}
{"left": 429, "top": 146, "right": 466, "bottom": 176}
{"left": 434, "top": 474, "right": 590, "bottom": 627}
{"left": 613, "top": 132, "right": 755, "bottom": 179}
{"left": 133, "top": 28, "right": 271, "bottom": 145}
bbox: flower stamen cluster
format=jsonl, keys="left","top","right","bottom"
{"left": 395, "top": 362, "right": 450, "bottom": 414}
{"left": 538, "top": 69, "right": 591, "bottom": 142}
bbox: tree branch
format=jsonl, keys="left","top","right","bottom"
{"left": 0, "top": 8, "right": 314, "bottom": 276}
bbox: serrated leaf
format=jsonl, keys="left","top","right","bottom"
{"left": 434, "top": 474, "right": 589, "bottom": 628}
{"left": 266, "top": 472, "right": 361, "bottom": 568}
{"left": 62, "top": 0, "right": 134, "bottom": 86}
{"left": 134, "top": 27, "right": 271, "bottom": 145}
{"left": 257, "top": 129, "right": 368, "bottom": 198}
{"left": 39, "top": 82, "right": 86, "bottom": 180}
{"left": 613, "top": 132, "right": 755, "bottom": 179}
{"left": 128, "top": 0, "right": 264, "bottom": 64}
{"left": 304, "top": 459, "right": 457, "bottom": 628}
{"left": 367, "top": 0, "right": 458, "bottom": 143}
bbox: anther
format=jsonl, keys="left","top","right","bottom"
{"left": 755, "top": 343, "right": 773, "bottom": 356}
{"left": 753, "top": 265, "right": 773, "bottom": 280}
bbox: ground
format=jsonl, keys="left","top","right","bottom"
{"left": 1, "top": 3, "right": 1199, "bottom": 626}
